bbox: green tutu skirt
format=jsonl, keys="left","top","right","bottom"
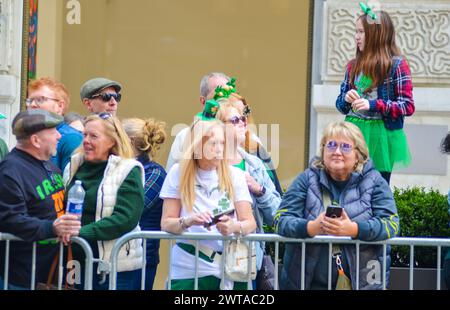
{"left": 345, "top": 116, "right": 411, "bottom": 172}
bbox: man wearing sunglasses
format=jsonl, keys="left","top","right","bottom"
{"left": 80, "top": 77, "right": 122, "bottom": 116}
{"left": 27, "top": 77, "right": 83, "bottom": 171}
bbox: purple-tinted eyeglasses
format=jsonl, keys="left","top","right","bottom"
{"left": 99, "top": 112, "right": 112, "bottom": 120}
{"left": 228, "top": 115, "right": 247, "bottom": 125}
{"left": 325, "top": 140, "right": 353, "bottom": 154}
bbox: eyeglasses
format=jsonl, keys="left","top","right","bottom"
{"left": 90, "top": 93, "right": 121, "bottom": 103}
{"left": 99, "top": 112, "right": 113, "bottom": 120}
{"left": 227, "top": 115, "right": 247, "bottom": 125}
{"left": 42, "top": 161, "right": 60, "bottom": 187}
{"left": 25, "top": 96, "right": 60, "bottom": 106}
{"left": 243, "top": 105, "right": 252, "bottom": 118}
{"left": 325, "top": 140, "right": 353, "bottom": 154}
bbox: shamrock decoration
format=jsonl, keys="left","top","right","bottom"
{"left": 218, "top": 197, "right": 230, "bottom": 211}
{"left": 214, "top": 77, "right": 237, "bottom": 100}
{"left": 355, "top": 74, "right": 373, "bottom": 97}
{"left": 359, "top": 2, "right": 377, "bottom": 21}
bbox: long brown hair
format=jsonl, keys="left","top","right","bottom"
{"left": 350, "top": 11, "right": 401, "bottom": 91}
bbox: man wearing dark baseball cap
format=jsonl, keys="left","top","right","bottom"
{"left": 0, "top": 109, "right": 81, "bottom": 289}
{"left": 80, "top": 77, "right": 122, "bottom": 116}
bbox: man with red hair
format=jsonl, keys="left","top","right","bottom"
{"left": 26, "top": 77, "right": 83, "bottom": 171}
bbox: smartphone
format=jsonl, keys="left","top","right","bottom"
{"left": 325, "top": 205, "right": 343, "bottom": 218}
{"left": 206, "top": 208, "right": 235, "bottom": 227}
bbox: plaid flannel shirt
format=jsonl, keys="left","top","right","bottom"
{"left": 336, "top": 56, "right": 415, "bottom": 130}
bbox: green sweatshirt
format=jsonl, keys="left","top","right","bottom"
{"left": 66, "top": 161, "right": 144, "bottom": 241}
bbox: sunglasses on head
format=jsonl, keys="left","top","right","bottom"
{"left": 90, "top": 92, "right": 121, "bottom": 103}
{"left": 325, "top": 140, "right": 353, "bottom": 154}
{"left": 243, "top": 105, "right": 252, "bottom": 117}
{"left": 98, "top": 112, "right": 113, "bottom": 120}
{"left": 228, "top": 115, "right": 247, "bottom": 125}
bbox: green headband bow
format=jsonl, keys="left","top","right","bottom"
{"left": 0, "top": 113, "right": 6, "bottom": 120}
{"left": 214, "top": 77, "right": 237, "bottom": 100}
{"left": 359, "top": 2, "right": 377, "bottom": 21}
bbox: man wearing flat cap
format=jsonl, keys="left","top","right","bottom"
{"left": 0, "top": 109, "right": 81, "bottom": 290}
{"left": 80, "top": 77, "right": 122, "bottom": 116}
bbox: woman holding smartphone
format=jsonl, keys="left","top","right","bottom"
{"left": 275, "top": 121, "right": 399, "bottom": 290}
{"left": 160, "top": 119, "right": 256, "bottom": 290}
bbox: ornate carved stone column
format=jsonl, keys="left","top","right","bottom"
{"left": 0, "top": 0, "right": 24, "bottom": 147}
{"left": 322, "top": 0, "right": 450, "bottom": 84}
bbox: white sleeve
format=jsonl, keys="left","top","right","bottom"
{"left": 160, "top": 164, "right": 181, "bottom": 199}
{"left": 166, "top": 127, "right": 189, "bottom": 171}
{"left": 230, "top": 166, "right": 252, "bottom": 203}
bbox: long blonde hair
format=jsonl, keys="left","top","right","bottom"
{"left": 81, "top": 114, "right": 134, "bottom": 159}
{"left": 122, "top": 117, "right": 166, "bottom": 159}
{"left": 179, "top": 120, "right": 234, "bottom": 211}
{"left": 313, "top": 121, "right": 369, "bottom": 173}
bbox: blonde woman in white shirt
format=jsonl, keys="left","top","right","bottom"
{"left": 160, "top": 119, "right": 256, "bottom": 290}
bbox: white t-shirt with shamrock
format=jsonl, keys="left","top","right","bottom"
{"left": 160, "top": 163, "right": 252, "bottom": 280}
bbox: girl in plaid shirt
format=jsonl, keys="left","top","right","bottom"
{"left": 336, "top": 7, "right": 414, "bottom": 184}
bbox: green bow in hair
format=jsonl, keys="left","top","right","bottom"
{"left": 214, "top": 77, "right": 237, "bottom": 100}
{"left": 359, "top": 2, "right": 377, "bottom": 21}
{"left": 0, "top": 113, "right": 6, "bottom": 120}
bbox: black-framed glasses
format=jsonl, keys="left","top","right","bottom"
{"left": 325, "top": 140, "right": 353, "bottom": 154}
{"left": 90, "top": 92, "right": 121, "bottom": 103}
{"left": 227, "top": 115, "right": 247, "bottom": 125}
{"left": 25, "top": 96, "right": 60, "bottom": 106}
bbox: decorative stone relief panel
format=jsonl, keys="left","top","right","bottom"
{"left": 322, "top": 0, "right": 450, "bottom": 84}
{"left": 0, "top": 0, "right": 13, "bottom": 73}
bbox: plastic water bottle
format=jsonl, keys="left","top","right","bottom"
{"left": 66, "top": 180, "right": 85, "bottom": 220}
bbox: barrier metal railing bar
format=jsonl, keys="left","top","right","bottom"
{"left": 0, "top": 233, "right": 94, "bottom": 290}
{"left": 108, "top": 231, "right": 450, "bottom": 291}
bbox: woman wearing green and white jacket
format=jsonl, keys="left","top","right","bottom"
{"left": 64, "top": 113, "right": 144, "bottom": 290}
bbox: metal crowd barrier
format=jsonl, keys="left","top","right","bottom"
{"left": 0, "top": 233, "right": 94, "bottom": 290}
{"left": 109, "top": 231, "right": 450, "bottom": 290}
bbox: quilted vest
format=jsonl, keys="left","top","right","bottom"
{"left": 64, "top": 153, "right": 145, "bottom": 273}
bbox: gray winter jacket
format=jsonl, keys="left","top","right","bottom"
{"left": 275, "top": 159, "right": 399, "bottom": 290}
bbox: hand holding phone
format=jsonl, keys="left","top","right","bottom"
{"left": 205, "top": 208, "right": 235, "bottom": 227}
{"left": 325, "top": 205, "right": 343, "bottom": 218}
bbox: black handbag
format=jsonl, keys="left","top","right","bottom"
{"left": 256, "top": 254, "right": 275, "bottom": 290}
